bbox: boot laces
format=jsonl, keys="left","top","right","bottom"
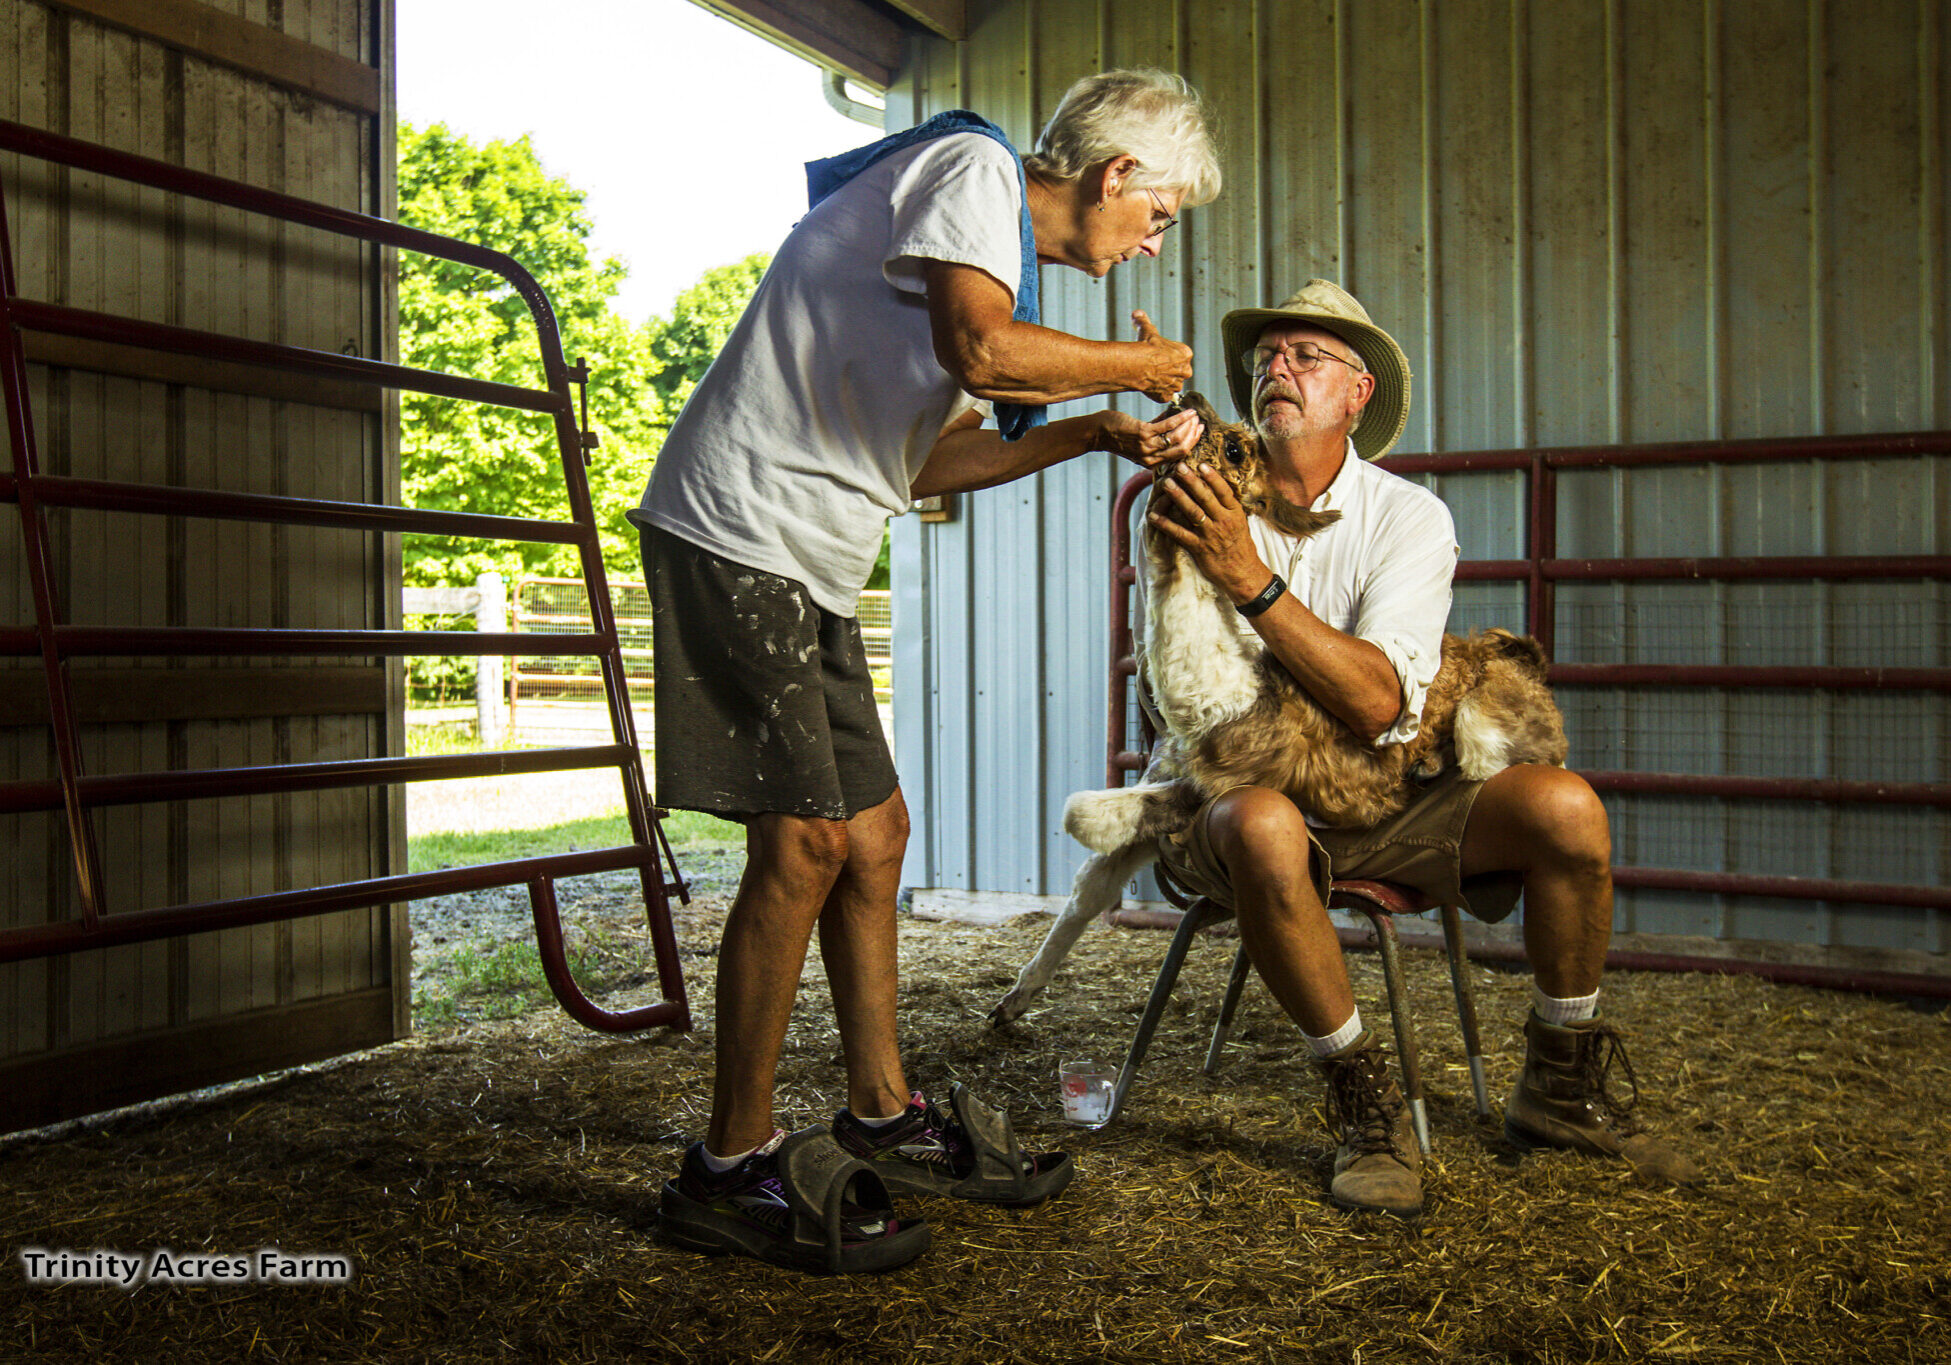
{"left": 1574, "top": 1023, "right": 1644, "bottom": 1135}
{"left": 1324, "top": 1052, "right": 1404, "bottom": 1156}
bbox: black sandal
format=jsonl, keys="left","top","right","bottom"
{"left": 658, "top": 1127, "right": 931, "bottom": 1274}
{"left": 832, "top": 1084, "right": 1074, "bottom": 1207}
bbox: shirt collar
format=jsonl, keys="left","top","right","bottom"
{"left": 1312, "top": 437, "right": 1363, "bottom": 512}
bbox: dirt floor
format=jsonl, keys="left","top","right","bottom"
{"left": 4, "top": 863, "right": 1949, "bottom": 1364}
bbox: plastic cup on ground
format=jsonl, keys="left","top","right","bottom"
{"left": 1059, "top": 1059, "right": 1114, "bottom": 1126}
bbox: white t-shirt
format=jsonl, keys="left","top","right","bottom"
{"left": 630, "top": 133, "right": 1022, "bottom": 617}
{"left": 1231, "top": 443, "right": 1460, "bottom": 747}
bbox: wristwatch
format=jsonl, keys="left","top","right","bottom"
{"left": 1236, "top": 573, "right": 1287, "bottom": 618}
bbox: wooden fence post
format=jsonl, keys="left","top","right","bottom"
{"left": 476, "top": 571, "right": 506, "bottom": 746}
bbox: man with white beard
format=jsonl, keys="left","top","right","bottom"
{"left": 1146, "top": 279, "right": 1699, "bottom": 1219}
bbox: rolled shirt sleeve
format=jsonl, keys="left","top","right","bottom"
{"left": 1354, "top": 490, "right": 1459, "bottom": 747}
{"left": 881, "top": 135, "right": 1024, "bottom": 303}
{"left": 1233, "top": 454, "right": 1462, "bottom": 750}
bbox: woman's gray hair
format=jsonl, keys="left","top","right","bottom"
{"left": 1023, "top": 69, "right": 1222, "bottom": 206}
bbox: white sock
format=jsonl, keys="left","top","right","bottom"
{"left": 1532, "top": 984, "right": 1600, "bottom": 1024}
{"left": 702, "top": 1127, "right": 787, "bottom": 1173}
{"left": 1303, "top": 1007, "right": 1364, "bottom": 1057}
{"left": 850, "top": 1091, "right": 919, "bottom": 1128}
{"left": 700, "top": 1143, "right": 759, "bottom": 1174}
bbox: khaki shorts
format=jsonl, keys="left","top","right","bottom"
{"left": 1156, "top": 766, "right": 1525, "bottom": 923}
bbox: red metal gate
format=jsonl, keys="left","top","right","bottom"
{"left": 1107, "top": 429, "right": 1951, "bottom": 996}
{"left": 0, "top": 120, "right": 689, "bottom": 1036}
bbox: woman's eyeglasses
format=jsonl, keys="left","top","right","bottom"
{"left": 1144, "top": 188, "right": 1178, "bottom": 237}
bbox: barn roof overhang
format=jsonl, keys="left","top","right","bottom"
{"left": 687, "top": 0, "right": 964, "bottom": 91}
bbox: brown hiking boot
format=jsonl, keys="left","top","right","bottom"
{"left": 1317, "top": 1031, "right": 1423, "bottom": 1218}
{"left": 1503, "top": 1012, "right": 1701, "bottom": 1186}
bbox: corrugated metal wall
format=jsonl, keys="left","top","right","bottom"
{"left": 1, "top": 0, "right": 402, "bottom": 1127}
{"left": 890, "top": 0, "right": 1947, "bottom": 958}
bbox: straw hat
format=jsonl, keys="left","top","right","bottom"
{"left": 1219, "top": 279, "right": 1412, "bottom": 460}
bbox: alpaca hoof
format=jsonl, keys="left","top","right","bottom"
{"left": 989, "top": 988, "right": 1034, "bottom": 1026}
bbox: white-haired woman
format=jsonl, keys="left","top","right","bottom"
{"left": 634, "top": 69, "right": 1221, "bottom": 1274}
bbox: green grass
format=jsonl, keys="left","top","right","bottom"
{"left": 407, "top": 719, "right": 512, "bottom": 756}
{"left": 409, "top": 809, "right": 741, "bottom": 871}
{"left": 404, "top": 713, "right": 744, "bottom": 870}
{"left": 402, "top": 713, "right": 746, "bottom": 1029}
{"left": 413, "top": 930, "right": 632, "bottom": 1027}
{"left": 413, "top": 941, "right": 554, "bottom": 1026}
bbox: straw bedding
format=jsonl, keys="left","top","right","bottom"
{"left": 4, "top": 869, "right": 1948, "bottom": 1364}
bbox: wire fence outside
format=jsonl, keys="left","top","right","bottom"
{"left": 509, "top": 577, "right": 892, "bottom": 712}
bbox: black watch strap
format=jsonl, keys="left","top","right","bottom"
{"left": 1236, "top": 573, "right": 1287, "bottom": 618}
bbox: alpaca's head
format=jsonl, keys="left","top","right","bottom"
{"left": 1150, "top": 392, "right": 1336, "bottom": 541}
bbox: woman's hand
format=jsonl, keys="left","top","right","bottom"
{"left": 1095, "top": 405, "right": 1205, "bottom": 468}
{"left": 1146, "top": 462, "right": 1271, "bottom": 604}
{"left": 1129, "top": 310, "right": 1192, "bottom": 403}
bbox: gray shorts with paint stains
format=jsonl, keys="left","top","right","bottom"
{"left": 640, "top": 525, "right": 897, "bottom": 823}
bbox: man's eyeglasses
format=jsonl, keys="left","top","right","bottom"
{"left": 1145, "top": 188, "right": 1178, "bottom": 237}
{"left": 1243, "top": 340, "right": 1365, "bottom": 378}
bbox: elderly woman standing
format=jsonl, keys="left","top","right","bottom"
{"left": 633, "top": 69, "right": 1221, "bottom": 1273}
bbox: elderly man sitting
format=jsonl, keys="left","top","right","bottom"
{"left": 1144, "top": 279, "right": 1698, "bottom": 1218}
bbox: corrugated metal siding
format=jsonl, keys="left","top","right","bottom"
{"left": 891, "top": 0, "right": 1947, "bottom": 957}
{"left": 0, "top": 0, "right": 399, "bottom": 1116}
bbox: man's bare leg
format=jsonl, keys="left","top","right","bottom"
{"left": 1208, "top": 785, "right": 1420, "bottom": 1215}
{"left": 704, "top": 811, "right": 852, "bottom": 1158}
{"left": 817, "top": 787, "right": 913, "bottom": 1120}
{"left": 1463, "top": 764, "right": 1700, "bottom": 1181}
{"left": 1207, "top": 786, "right": 1356, "bottom": 1036}
{"left": 1459, "top": 764, "right": 1612, "bottom": 996}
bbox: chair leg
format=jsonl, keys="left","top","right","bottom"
{"left": 1103, "top": 898, "right": 1223, "bottom": 1128}
{"left": 1440, "top": 901, "right": 1490, "bottom": 1118}
{"left": 1363, "top": 907, "right": 1430, "bottom": 1155}
{"left": 1203, "top": 944, "right": 1253, "bottom": 1075}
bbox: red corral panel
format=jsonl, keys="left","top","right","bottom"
{"left": 0, "top": 2, "right": 690, "bottom": 1132}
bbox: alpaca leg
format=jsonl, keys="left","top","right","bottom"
{"left": 990, "top": 841, "right": 1157, "bottom": 1025}
{"left": 1063, "top": 782, "right": 1193, "bottom": 854}
{"left": 1144, "top": 559, "right": 1264, "bottom": 739}
{"left": 1453, "top": 693, "right": 1514, "bottom": 781}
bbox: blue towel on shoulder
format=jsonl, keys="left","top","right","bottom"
{"left": 806, "top": 110, "right": 1045, "bottom": 441}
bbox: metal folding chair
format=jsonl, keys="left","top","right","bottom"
{"left": 1098, "top": 867, "right": 1492, "bottom": 1152}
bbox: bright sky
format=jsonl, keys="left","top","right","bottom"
{"left": 395, "top": 0, "right": 880, "bottom": 324}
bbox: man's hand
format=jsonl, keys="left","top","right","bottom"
{"left": 1130, "top": 309, "right": 1193, "bottom": 404}
{"left": 1094, "top": 405, "right": 1204, "bottom": 468}
{"left": 1150, "top": 462, "right": 1404, "bottom": 741}
{"left": 1147, "top": 462, "right": 1274, "bottom": 604}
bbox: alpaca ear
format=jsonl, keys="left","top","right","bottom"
{"left": 1265, "top": 489, "right": 1341, "bottom": 540}
{"left": 1476, "top": 626, "right": 1551, "bottom": 673}
{"left": 1181, "top": 391, "right": 1221, "bottom": 429}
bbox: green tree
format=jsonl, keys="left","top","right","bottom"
{"left": 397, "top": 122, "right": 666, "bottom": 586}
{"left": 647, "top": 254, "right": 770, "bottom": 415}
{"left": 396, "top": 124, "right": 776, "bottom": 702}
{"left": 398, "top": 127, "right": 776, "bottom": 585}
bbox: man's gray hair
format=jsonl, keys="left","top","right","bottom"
{"left": 1024, "top": 70, "right": 1222, "bottom": 206}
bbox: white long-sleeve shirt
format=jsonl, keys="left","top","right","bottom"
{"left": 1231, "top": 441, "right": 1460, "bottom": 747}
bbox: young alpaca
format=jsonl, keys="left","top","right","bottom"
{"left": 991, "top": 395, "right": 1566, "bottom": 1025}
